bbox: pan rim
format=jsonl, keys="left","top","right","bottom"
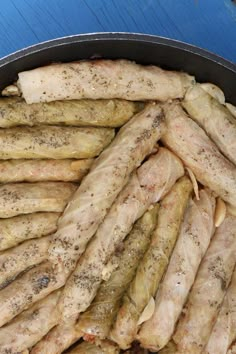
{"left": 0, "top": 32, "right": 235, "bottom": 73}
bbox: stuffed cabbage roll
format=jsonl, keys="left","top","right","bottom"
{"left": 183, "top": 84, "right": 236, "bottom": 165}
{"left": 0, "top": 126, "right": 114, "bottom": 159}
{"left": 0, "top": 158, "right": 93, "bottom": 183}
{"left": 0, "top": 212, "right": 59, "bottom": 251}
{"left": 138, "top": 189, "right": 216, "bottom": 351}
{"left": 0, "top": 182, "right": 77, "bottom": 218}
{"left": 174, "top": 214, "right": 236, "bottom": 354}
{"left": 17, "top": 59, "right": 194, "bottom": 103}
{"left": 0, "top": 97, "right": 138, "bottom": 127}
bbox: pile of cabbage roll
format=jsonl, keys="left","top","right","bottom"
{"left": 0, "top": 59, "right": 235, "bottom": 354}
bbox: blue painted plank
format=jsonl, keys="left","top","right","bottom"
{"left": 0, "top": 0, "right": 235, "bottom": 62}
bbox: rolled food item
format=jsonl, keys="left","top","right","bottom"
{"left": 0, "top": 126, "right": 114, "bottom": 159}
{"left": 0, "top": 261, "right": 64, "bottom": 327}
{"left": 31, "top": 320, "right": 80, "bottom": 354}
{"left": 0, "top": 97, "right": 138, "bottom": 128}
{"left": 182, "top": 84, "right": 236, "bottom": 165}
{"left": 77, "top": 206, "right": 159, "bottom": 340}
{"left": 59, "top": 148, "right": 184, "bottom": 321}
{"left": 173, "top": 214, "right": 236, "bottom": 354}
{"left": 137, "top": 189, "right": 216, "bottom": 351}
{"left": 17, "top": 59, "right": 194, "bottom": 104}
{"left": 67, "top": 340, "right": 119, "bottom": 354}
{"left": 0, "top": 290, "right": 61, "bottom": 353}
{"left": 204, "top": 269, "right": 236, "bottom": 354}
{"left": 162, "top": 102, "right": 236, "bottom": 208}
{"left": 0, "top": 182, "right": 77, "bottom": 218}
{"left": 0, "top": 158, "right": 93, "bottom": 183}
{"left": 110, "top": 176, "right": 192, "bottom": 349}
{"left": 0, "top": 212, "right": 59, "bottom": 251}
{"left": 48, "top": 103, "right": 166, "bottom": 277}
{"left": 0, "top": 235, "right": 50, "bottom": 288}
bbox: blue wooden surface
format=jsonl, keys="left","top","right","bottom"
{"left": 0, "top": 0, "right": 235, "bottom": 62}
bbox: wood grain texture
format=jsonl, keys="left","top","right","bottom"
{"left": 0, "top": 0, "right": 235, "bottom": 62}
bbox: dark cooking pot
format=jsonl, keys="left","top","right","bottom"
{"left": 0, "top": 33, "right": 235, "bottom": 104}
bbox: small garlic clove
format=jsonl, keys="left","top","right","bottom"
{"left": 137, "top": 297, "right": 155, "bottom": 326}
{"left": 201, "top": 83, "right": 225, "bottom": 104}
{"left": 214, "top": 197, "right": 226, "bottom": 227}
{"left": 186, "top": 167, "right": 199, "bottom": 200}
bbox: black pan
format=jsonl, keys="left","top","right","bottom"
{"left": 0, "top": 33, "right": 235, "bottom": 104}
